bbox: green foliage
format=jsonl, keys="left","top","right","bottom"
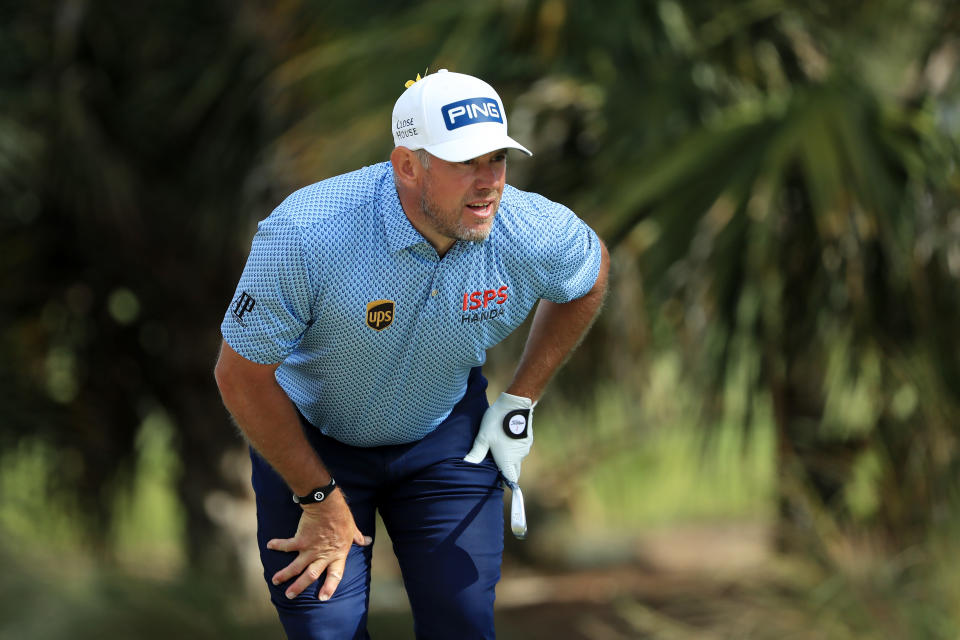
{"left": 567, "top": 0, "right": 960, "bottom": 549}
{"left": 0, "top": 438, "right": 84, "bottom": 550}
{"left": 109, "top": 410, "right": 185, "bottom": 568}
{"left": 0, "top": 0, "right": 278, "bottom": 565}
{"left": 532, "top": 355, "right": 775, "bottom": 534}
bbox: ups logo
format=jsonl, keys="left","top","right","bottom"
{"left": 366, "top": 299, "right": 395, "bottom": 331}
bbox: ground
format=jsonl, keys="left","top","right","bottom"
{"left": 355, "top": 521, "right": 824, "bottom": 640}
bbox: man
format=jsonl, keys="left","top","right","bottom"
{"left": 215, "top": 69, "right": 609, "bottom": 639}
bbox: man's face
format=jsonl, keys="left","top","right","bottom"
{"left": 419, "top": 149, "right": 507, "bottom": 244}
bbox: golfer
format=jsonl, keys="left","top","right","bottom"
{"left": 215, "top": 69, "right": 609, "bottom": 639}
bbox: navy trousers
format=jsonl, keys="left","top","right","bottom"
{"left": 250, "top": 367, "right": 504, "bottom": 639}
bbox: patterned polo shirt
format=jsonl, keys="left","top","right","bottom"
{"left": 222, "top": 161, "right": 601, "bottom": 446}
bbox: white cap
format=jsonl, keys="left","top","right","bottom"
{"left": 392, "top": 69, "right": 532, "bottom": 162}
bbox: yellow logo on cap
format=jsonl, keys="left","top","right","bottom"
{"left": 404, "top": 67, "right": 430, "bottom": 89}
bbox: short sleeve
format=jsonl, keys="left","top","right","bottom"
{"left": 221, "top": 212, "right": 316, "bottom": 364}
{"left": 538, "top": 205, "right": 603, "bottom": 304}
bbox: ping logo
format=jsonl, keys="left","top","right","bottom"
{"left": 441, "top": 97, "right": 503, "bottom": 130}
{"left": 232, "top": 291, "right": 256, "bottom": 326}
{"left": 366, "top": 299, "right": 395, "bottom": 331}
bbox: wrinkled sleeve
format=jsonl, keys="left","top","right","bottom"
{"left": 538, "top": 204, "right": 603, "bottom": 304}
{"left": 220, "top": 213, "right": 315, "bottom": 364}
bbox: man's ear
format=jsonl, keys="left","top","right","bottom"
{"left": 390, "top": 146, "right": 422, "bottom": 187}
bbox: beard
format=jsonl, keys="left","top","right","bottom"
{"left": 420, "top": 190, "right": 497, "bottom": 244}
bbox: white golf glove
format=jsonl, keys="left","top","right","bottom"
{"left": 464, "top": 392, "right": 535, "bottom": 483}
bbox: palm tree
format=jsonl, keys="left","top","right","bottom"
{"left": 592, "top": 0, "right": 960, "bottom": 552}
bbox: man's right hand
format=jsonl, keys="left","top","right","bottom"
{"left": 265, "top": 493, "right": 372, "bottom": 601}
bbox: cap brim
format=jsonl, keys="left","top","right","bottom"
{"left": 424, "top": 135, "right": 532, "bottom": 163}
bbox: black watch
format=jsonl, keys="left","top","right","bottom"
{"left": 292, "top": 478, "right": 338, "bottom": 505}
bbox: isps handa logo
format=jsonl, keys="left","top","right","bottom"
{"left": 366, "top": 299, "right": 395, "bottom": 331}
{"left": 460, "top": 286, "right": 508, "bottom": 324}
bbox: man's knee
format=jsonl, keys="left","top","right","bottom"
{"left": 260, "top": 538, "right": 373, "bottom": 639}
{"left": 410, "top": 582, "right": 497, "bottom": 640}
{"left": 267, "top": 550, "right": 372, "bottom": 640}
{"left": 272, "top": 592, "right": 371, "bottom": 640}
{"left": 402, "top": 542, "right": 500, "bottom": 639}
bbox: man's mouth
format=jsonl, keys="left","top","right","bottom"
{"left": 466, "top": 200, "right": 495, "bottom": 217}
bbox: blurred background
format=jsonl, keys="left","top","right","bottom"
{"left": 2, "top": 1, "right": 960, "bottom": 638}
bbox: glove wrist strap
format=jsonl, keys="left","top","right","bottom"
{"left": 502, "top": 408, "right": 531, "bottom": 439}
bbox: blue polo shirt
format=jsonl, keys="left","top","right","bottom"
{"left": 222, "top": 161, "right": 601, "bottom": 446}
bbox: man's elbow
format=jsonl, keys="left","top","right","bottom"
{"left": 214, "top": 351, "right": 235, "bottom": 399}
{"left": 214, "top": 342, "right": 281, "bottom": 402}
{"left": 214, "top": 344, "right": 250, "bottom": 404}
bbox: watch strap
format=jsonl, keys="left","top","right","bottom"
{"left": 292, "top": 477, "right": 338, "bottom": 504}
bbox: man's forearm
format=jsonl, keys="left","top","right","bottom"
{"left": 215, "top": 344, "right": 332, "bottom": 496}
{"left": 506, "top": 243, "right": 610, "bottom": 401}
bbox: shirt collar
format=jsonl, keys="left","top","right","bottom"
{"left": 377, "top": 162, "right": 486, "bottom": 261}
{"left": 379, "top": 165, "right": 431, "bottom": 254}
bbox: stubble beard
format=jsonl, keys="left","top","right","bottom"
{"left": 420, "top": 191, "right": 497, "bottom": 244}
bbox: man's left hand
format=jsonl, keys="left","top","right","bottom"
{"left": 464, "top": 392, "right": 535, "bottom": 483}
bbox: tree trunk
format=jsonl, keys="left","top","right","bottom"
{"left": 768, "top": 176, "right": 866, "bottom": 558}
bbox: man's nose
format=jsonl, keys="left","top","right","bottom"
{"left": 474, "top": 162, "right": 502, "bottom": 189}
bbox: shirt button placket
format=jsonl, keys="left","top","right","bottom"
{"left": 428, "top": 261, "right": 445, "bottom": 305}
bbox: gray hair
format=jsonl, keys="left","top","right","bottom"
{"left": 392, "top": 148, "right": 433, "bottom": 191}
{"left": 414, "top": 148, "right": 432, "bottom": 169}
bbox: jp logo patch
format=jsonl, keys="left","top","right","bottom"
{"left": 232, "top": 291, "right": 256, "bottom": 326}
{"left": 441, "top": 97, "right": 503, "bottom": 130}
{"left": 366, "top": 299, "right": 395, "bottom": 331}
